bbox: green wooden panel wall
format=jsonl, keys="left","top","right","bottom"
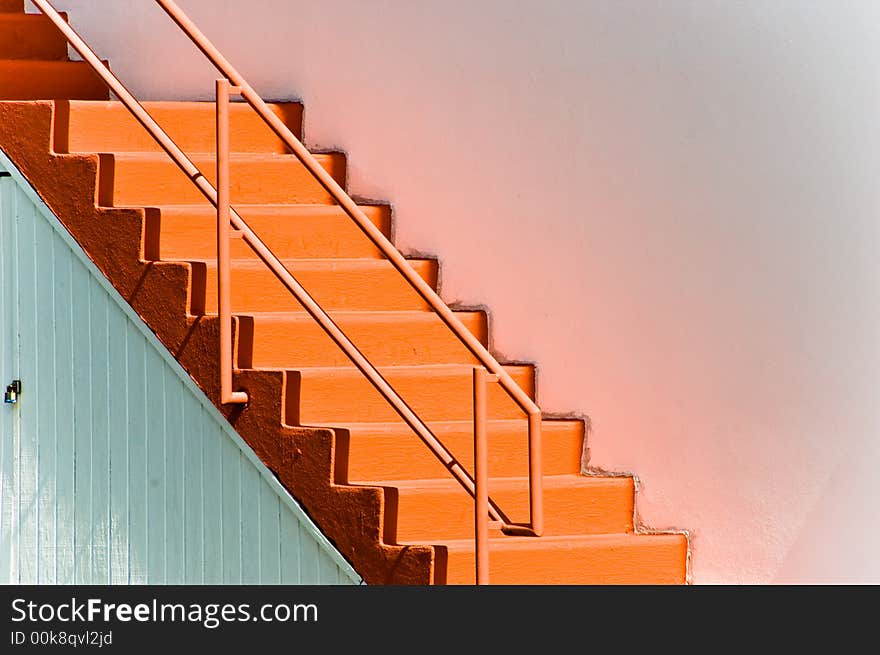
{"left": 0, "top": 155, "right": 361, "bottom": 585}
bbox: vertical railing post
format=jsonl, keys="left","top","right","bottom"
{"left": 473, "top": 367, "right": 495, "bottom": 585}
{"left": 216, "top": 78, "right": 247, "bottom": 405}
{"left": 528, "top": 411, "right": 544, "bottom": 536}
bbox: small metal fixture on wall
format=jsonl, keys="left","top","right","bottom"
{"left": 4, "top": 380, "right": 21, "bottom": 405}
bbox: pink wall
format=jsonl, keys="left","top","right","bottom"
{"left": 44, "top": 0, "right": 880, "bottom": 583}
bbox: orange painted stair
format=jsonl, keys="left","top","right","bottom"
{"left": 437, "top": 534, "right": 688, "bottom": 585}
{"left": 196, "top": 258, "right": 437, "bottom": 313}
{"left": 0, "top": 10, "right": 689, "bottom": 585}
{"left": 341, "top": 418, "right": 584, "bottom": 481}
{"left": 98, "top": 152, "right": 346, "bottom": 205}
{"left": 372, "top": 474, "right": 636, "bottom": 541}
{"left": 0, "top": 7, "right": 106, "bottom": 100}
{"left": 244, "top": 310, "right": 485, "bottom": 368}
{"left": 56, "top": 100, "right": 302, "bottom": 154}
{"left": 146, "top": 204, "right": 390, "bottom": 260}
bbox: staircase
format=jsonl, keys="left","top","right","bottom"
{"left": 0, "top": 1, "right": 688, "bottom": 584}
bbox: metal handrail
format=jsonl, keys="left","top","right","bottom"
{"left": 152, "top": 0, "right": 543, "bottom": 540}
{"left": 31, "top": 0, "right": 545, "bottom": 582}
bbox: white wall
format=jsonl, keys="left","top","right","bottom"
{"left": 42, "top": 0, "right": 880, "bottom": 583}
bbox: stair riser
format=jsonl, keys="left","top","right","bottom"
{"left": 0, "top": 1, "right": 23, "bottom": 12}
{"left": 391, "top": 480, "right": 634, "bottom": 541}
{"left": 345, "top": 421, "right": 583, "bottom": 481}
{"left": 297, "top": 366, "right": 534, "bottom": 423}
{"left": 100, "top": 154, "right": 345, "bottom": 206}
{"left": 250, "top": 313, "right": 485, "bottom": 367}
{"left": 443, "top": 536, "right": 688, "bottom": 584}
{"left": 0, "top": 61, "right": 109, "bottom": 100}
{"left": 202, "top": 261, "right": 436, "bottom": 313}
{"left": 0, "top": 15, "right": 68, "bottom": 60}
{"left": 153, "top": 206, "right": 389, "bottom": 260}
{"left": 58, "top": 101, "right": 303, "bottom": 154}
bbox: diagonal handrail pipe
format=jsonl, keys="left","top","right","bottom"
{"left": 152, "top": 0, "right": 544, "bottom": 538}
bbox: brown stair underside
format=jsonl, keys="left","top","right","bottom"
{"left": 0, "top": 9, "right": 688, "bottom": 584}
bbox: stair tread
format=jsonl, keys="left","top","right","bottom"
{"left": 360, "top": 474, "right": 628, "bottom": 491}
{"left": 0, "top": 12, "right": 66, "bottom": 22}
{"left": 342, "top": 418, "right": 583, "bottom": 481}
{"left": 244, "top": 309, "right": 475, "bottom": 320}
{"left": 335, "top": 417, "right": 580, "bottom": 430}
{"left": 108, "top": 151, "right": 333, "bottom": 162}
{"left": 197, "top": 258, "right": 432, "bottom": 270}
{"left": 293, "top": 363, "right": 530, "bottom": 374}
{"left": 436, "top": 532, "right": 687, "bottom": 584}
{"left": 103, "top": 149, "right": 345, "bottom": 205}
{"left": 154, "top": 203, "right": 383, "bottom": 213}
{"left": 66, "top": 99, "right": 300, "bottom": 111}
{"left": 0, "top": 58, "right": 100, "bottom": 65}
{"left": 407, "top": 532, "right": 684, "bottom": 549}
{"left": 61, "top": 99, "right": 303, "bottom": 153}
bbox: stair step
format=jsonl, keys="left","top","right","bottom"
{"left": 150, "top": 204, "right": 390, "bottom": 260}
{"left": 56, "top": 100, "right": 303, "bottom": 154}
{"left": 0, "top": 60, "right": 109, "bottom": 100}
{"left": 372, "top": 475, "right": 633, "bottom": 541}
{"left": 432, "top": 533, "right": 688, "bottom": 584}
{"left": 0, "top": 1, "right": 23, "bottom": 12}
{"left": 99, "top": 152, "right": 345, "bottom": 206}
{"left": 201, "top": 258, "right": 437, "bottom": 313}
{"left": 247, "top": 310, "right": 486, "bottom": 367}
{"left": 0, "top": 13, "right": 68, "bottom": 60}
{"left": 342, "top": 418, "right": 584, "bottom": 481}
{"left": 295, "top": 364, "right": 534, "bottom": 423}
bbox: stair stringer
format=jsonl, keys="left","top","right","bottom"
{"left": 0, "top": 100, "right": 439, "bottom": 585}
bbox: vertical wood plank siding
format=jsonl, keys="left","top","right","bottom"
{"left": 0, "top": 159, "right": 361, "bottom": 585}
